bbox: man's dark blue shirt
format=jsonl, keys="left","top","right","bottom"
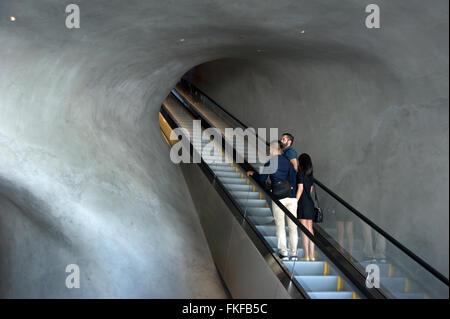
{"left": 283, "top": 146, "right": 298, "bottom": 165}
{"left": 253, "top": 155, "right": 297, "bottom": 198}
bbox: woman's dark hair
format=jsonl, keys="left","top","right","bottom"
{"left": 298, "top": 153, "right": 313, "bottom": 176}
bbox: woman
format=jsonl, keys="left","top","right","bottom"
{"left": 335, "top": 206, "right": 354, "bottom": 259}
{"left": 296, "top": 153, "right": 316, "bottom": 261}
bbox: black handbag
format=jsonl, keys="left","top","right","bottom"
{"left": 271, "top": 180, "right": 293, "bottom": 199}
{"left": 271, "top": 163, "right": 293, "bottom": 199}
{"left": 312, "top": 183, "right": 323, "bottom": 223}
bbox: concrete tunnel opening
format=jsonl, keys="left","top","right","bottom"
{"left": 161, "top": 53, "right": 448, "bottom": 282}
{"left": 157, "top": 50, "right": 449, "bottom": 298}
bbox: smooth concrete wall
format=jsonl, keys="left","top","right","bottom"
{"left": 188, "top": 0, "right": 449, "bottom": 276}
{"left": 0, "top": 0, "right": 230, "bottom": 298}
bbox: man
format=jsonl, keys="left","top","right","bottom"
{"left": 281, "top": 133, "right": 298, "bottom": 171}
{"left": 247, "top": 141, "right": 298, "bottom": 261}
{"left": 362, "top": 223, "right": 387, "bottom": 263}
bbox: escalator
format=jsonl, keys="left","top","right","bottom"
{"left": 159, "top": 79, "right": 449, "bottom": 299}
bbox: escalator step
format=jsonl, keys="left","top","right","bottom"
{"left": 273, "top": 248, "right": 305, "bottom": 257}
{"left": 247, "top": 216, "right": 274, "bottom": 225}
{"left": 215, "top": 171, "right": 243, "bottom": 178}
{"left": 209, "top": 165, "right": 237, "bottom": 172}
{"left": 223, "top": 184, "right": 254, "bottom": 191}
{"left": 236, "top": 199, "right": 267, "bottom": 208}
{"left": 393, "top": 292, "right": 426, "bottom": 299}
{"left": 295, "top": 276, "right": 342, "bottom": 292}
{"left": 256, "top": 225, "right": 310, "bottom": 237}
{"left": 264, "top": 235, "right": 303, "bottom": 248}
{"left": 283, "top": 261, "right": 326, "bottom": 276}
{"left": 245, "top": 207, "right": 272, "bottom": 217}
{"left": 264, "top": 236, "right": 278, "bottom": 248}
{"left": 308, "top": 291, "right": 356, "bottom": 299}
{"left": 229, "top": 191, "right": 260, "bottom": 199}
{"left": 380, "top": 277, "right": 410, "bottom": 293}
{"left": 220, "top": 177, "right": 248, "bottom": 185}
{"left": 208, "top": 161, "right": 232, "bottom": 166}
{"left": 202, "top": 157, "right": 227, "bottom": 163}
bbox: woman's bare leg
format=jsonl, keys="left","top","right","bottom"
{"left": 307, "top": 220, "right": 315, "bottom": 260}
{"left": 299, "top": 219, "right": 310, "bottom": 259}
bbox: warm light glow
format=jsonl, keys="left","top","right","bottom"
{"left": 10, "top": 16, "right": 16, "bottom": 22}
{"left": 299, "top": 29, "right": 305, "bottom": 34}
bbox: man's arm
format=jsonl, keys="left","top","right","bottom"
{"left": 247, "top": 160, "right": 270, "bottom": 183}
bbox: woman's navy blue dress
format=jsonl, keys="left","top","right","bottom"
{"left": 297, "top": 171, "right": 315, "bottom": 220}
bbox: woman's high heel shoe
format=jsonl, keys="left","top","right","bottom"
{"left": 299, "top": 257, "right": 310, "bottom": 261}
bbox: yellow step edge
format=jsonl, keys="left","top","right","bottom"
{"left": 259, "top": 192, "right": 264, "bottom": 200}
{"left": 337, "top": 276, "right": 343, "bottom": 291}
{"left": 158, "top": 113, "right": 178, "bottom": 146}
{"left": 323, "top": 261, "right": 329, "bottom": 276}
{"left": 388, "top": 264, "right": 394, "bottom": 277}
{"left": 405, "top": 278, "right": 410, "bottom": 292}
{"left": 160, "top": 130, "right": 171, "bottom": 146}
{"left": 352, "top": 292, "right": 359, "bottom": 299}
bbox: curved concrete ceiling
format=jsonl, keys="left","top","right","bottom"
{"left": 0, "top": 0, "right": 448, "bottom": 297}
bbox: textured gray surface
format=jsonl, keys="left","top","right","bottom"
{"left": 0, "top": 0, "right": 447, "bottom": 298}
{"left": 0, "top": 0, "right": 229, "bottom": 298}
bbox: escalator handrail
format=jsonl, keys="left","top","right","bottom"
{"left": 168, "top": 91, "right": 388, "bottom": 299}
{"left": 179, "top": 77, "right": 450, "bottom": 287}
